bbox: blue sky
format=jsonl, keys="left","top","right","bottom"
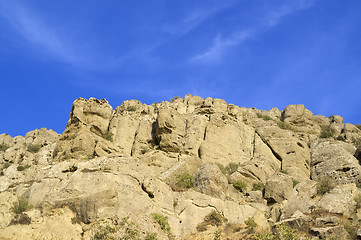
{"left": 1, "top": 0, "right": 360, "bottom": 136}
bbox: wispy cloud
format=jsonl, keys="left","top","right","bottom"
{"left": 189, "top": 31, "right": 251, "bottom": 64}
{"left": 263, "top": 0, "right": 315, "bottom": 26}
{"left": 0, "top": 3, "right": 85, "bottom": 67}
{"left": 162, "top": 3, "right": 234, "bottom": 36}
{"left": 190, "top": 0, "right": 315, "bottom": 65}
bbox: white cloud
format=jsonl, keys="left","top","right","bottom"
{"left": 190, "top": 31, "right": 251, "bottom": 64}
{"left": 190, "top": 0, "right": 315, "bottom": 65}
{"left": 0, "top": 3, "right": 85, "bottom": 67}
{"left": 162, "top": 3, "right": 234, "bottom": 36}
{"left": 263, "top": 0, "right": 315, "bottom": 26}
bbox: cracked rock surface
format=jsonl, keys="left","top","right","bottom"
{"left": 1, "top": 95, "right": 361, "bottom": 239}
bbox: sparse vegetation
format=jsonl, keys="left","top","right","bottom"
{"left": 17, "top": 164, "right": 31, "bottom": 171}
{"left": 354, "top": 194, "right": 361, "bottom": 208}
{"left": 343, "top": 220, "right": 358, "bottom": 240}
{"left": 280, "top": 169, "right": 288, "bottom": 174}
{"left": 254, "top": 223, "right": 300, "bottom": 240}
{"left": 127, "top": 106, "right": 137, "bottom": 111}
{"left": 245, "top": 217, "right": 257, "bottom": 233}
{"left": 170, "top": 96, "right": 181, "bottom": 102}
{"left": 27, "top": 144, "right": 41, "bottom": 153}
{"left": 257, "top": 113, "right": 273, "bottom": 121}
{"left": 92, "top": 217, "right": 157, "bottom": 240}
{"left": 317, "top": 178, "right": 334, "bottom": 195}
{"left": 292, "top": 179, "right": 299, "bottom": 188}
{"left": 103, "top": 132, "right": 113, "bottom": 142}
{"left": 355, "top": 125, "right": 361, "bottom": 131}
{"left": 145, "top": 232, "right": 158, "bottom": 240}
{"left": 213, "top": 230, "right": 221, "bottom": 240}
{"left": 233, "top": 180, "right": 247, "bottom": 193}
{"left": 319, "top": 125, "right": 335, "bottom": 138}
{"left": 0, "top": 143, "right": 10, "bottom": 152}
{"left": 216, "top": 162, "right": 239, "bottom": 175}
{"left": 11, "top": 197, "right": 32, "bottom": 214}
{"left": 225, "top": 162, "right": 239, "bottom": 175}
{"left": 276, "top": 121, "right": 295, "bottom": 131}
{"left": 62, "top": 164, "right": 78, "bottom": 173}
{"left": 196, "top": 210, "right": 226, "bottom": 232}
{"left": 175, "top": 173, "right": 194, "bottom": 189}
{"left": 336, "top": 135, "right": 346, "bottom": 141}
{"left": 151, "top": 213, "right": 172, "bottom": 239}
{"left": 2, "top": 162, "right": 11, "bottom": 169}
{"left": 252, "top": 182, "right": 264, "bottom": 192}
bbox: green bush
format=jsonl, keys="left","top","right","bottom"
{"left": 145, "top": 232, "right": 158, "bottom": 240}
{"left": 170, "top": 96, "right": 181, "bottom": 102}
{"left": 17, "top": 164, "right": 31, "bottom": 171}
{"left": 254, "top": 223, "right": 300, "bottom": 240}
{"left": 216, "top": 162, "right": 239, "bottom": 175}
{"left": 252, "top": 182, "right": 264, "bottom": 192}
{"left": 216, "top": 163, "right": 226, "bottom": 175}
{"left": 245, "top": 217, "right": 257, "bottom": 232}
{"left": 292, "top": 179, "right": 299, "bottom": 188}
{"left": 2, "top": 162, "right": 11, "bottom": 169}
{"left": 127, "top": 106, "right": 137, "bottom": 111}
{"left": 257, "top": 113, "right": 273, "bottom": 121}
{"left": 276, "top": 121, "right": 294, "bottom": 131}
{"left": 336, "top": 135, "right": 346, "bottom": 141}
{"left": 317, "top": 178, "right": 334, "bottom": 195}
{"left": 196, "top": 210, "right": 225, "bottom": 232}
{"left": 103, "top": 132, "right": 113, "bottom": 142}
{"left": 151, "top": 213, "right": 172, "bottom": 238}
{"left": 175, "top": 173, "right": 194, "bottom": 189}
{"left": 233, "top": 180, "right": 247, "bottom": 192}
{"left": 27, "top": 144, "right": 41, "bottom": 153}
{"left": 225, "top": 162, "right": 239, "bottom": 175}
{"left": 0, "top": 143, "right": 10, "bottom": 152}
{"left": 11, "top": 197, "right": 32, "bottom": 214}
{"left": 319, "top": 125, "right": 335, "bottom": 138}
{"left": 213, "top": 230, "right": 221, "bottom": 240}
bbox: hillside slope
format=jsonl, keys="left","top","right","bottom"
{"left": 0, "top": 95, "right": 361, "bottom": 239}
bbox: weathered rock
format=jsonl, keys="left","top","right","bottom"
{"left": 264, "top": 173, "right": 293, "bottom": 203}
{"left": 2, "top": 96, "right": 361, "bottom": 239}
{"left": 155, "top": 108, "right": 186, "bottom": 153}
{"left": 256, "top": 126, "right": 310, "bottom": 181}
{"left": 311, "top": 140, "right": 361, "bottom": 184}
{"left": 195, "top": 163, "right": 228, "bottom": 197}
{"left": 199, "top": 114, "right": 254, "bottom": 165}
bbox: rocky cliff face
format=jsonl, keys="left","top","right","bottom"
{"left": 0, "top": 95, "right": 361, "bottom": 240}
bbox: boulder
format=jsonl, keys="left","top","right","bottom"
{"left": 195, "top": 163, "right": 228, "bottom": 197}
{"left": 311, "top": 140, "right": 361, "bottom": 184}
{"left": 264, "top": 173, "right": 293, "bottom": 204}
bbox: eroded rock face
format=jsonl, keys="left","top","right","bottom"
{"left": 195, "top": 163, "right": 228, "bottom": 197}
{"left": 1, "top": 95, "right": 361, "bottom": 240}
{"left": 264, "top": 173, "right": 293, "bottom": 204}
{"left": 311, "top": 140, "right": 361, "bottom": 184}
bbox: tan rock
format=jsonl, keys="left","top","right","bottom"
{"left": 311, "top": 140, "right": 361, "bottom": 184}
{"left": 155, "top": 108, "right": 186, "bottom": 153}
{"left": 195, "top": 163, "right": 228, "bottom": 197}
{"left": 264, "top": 173, "right": 293, "bottom": 203}
{"left": 256, "top": 126, "right": 310, "bottom": 181}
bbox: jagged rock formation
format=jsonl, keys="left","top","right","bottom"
{"left": 0, "top": 94, "right": 361, "bottom": 240}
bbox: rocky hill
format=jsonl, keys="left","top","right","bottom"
{"left": 0, "top": 95, "right": 361, "bottom": 240}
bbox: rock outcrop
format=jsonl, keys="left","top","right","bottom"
{"left": 0, "top": 95, "right": 361, "bottom": 240}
